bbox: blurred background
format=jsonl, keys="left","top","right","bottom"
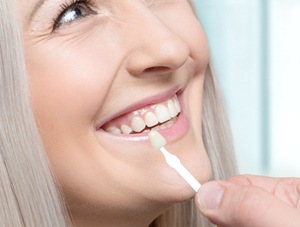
{"left": 195, "top": 0, "right": 300, "bottom": 176}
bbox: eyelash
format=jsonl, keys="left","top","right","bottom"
{"left": 52, "top": 0, "right": 97, "bottom": 31}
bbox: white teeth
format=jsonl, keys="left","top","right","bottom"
{"left": 103, "top": 95, "right": 181, "bottom": 134}
{"left": 131, "top": 116, "right": 146, "bottom": 132}
{"left": 155, "top": 104, "right": 171, "bottom": 123}
{"left": 105, "top": 126, "right": 121, "bottom": 135}
{"left": 166, "top": 118, "right": 175, "bottom": 127}
{"left": 174, "top": 97, "right": 181, "bottom": 112}
{"left": 168, "top": 99, "right": 178, "bottom": 118}
{"left": 121, "top": 124, "right": 133, "bottom": 134}
{"left": 151, "top": 125, "right": 160, "bottom": 131}
{"left": 144, "top": 111, "right": 159, "bottom": 127}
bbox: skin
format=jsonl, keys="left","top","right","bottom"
{"left": 17, "top": 0, "right": 211, "bottom": 226}
{"left": 196, "top": 175, "right": 300, "bottom": 227}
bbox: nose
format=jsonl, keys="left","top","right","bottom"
{"left": 124, "top": 5, "right": 190, "bottom": 77}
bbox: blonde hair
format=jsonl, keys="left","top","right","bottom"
{"left": 0, "top": 0, "right": 236, "bottom": 226}
{"left": 0, "top": 0, "right": 70, "bottom": 226}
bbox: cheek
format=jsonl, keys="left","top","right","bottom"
{"left": 188, "top": 74, "right": 205, "bottom": 132}
{"left": 25, "top": 39, "right": 124, "bottom": 204}
{"left": 25, "top": 37, "right": 124, "bottom": 177}
{"left": 182, "top": 19, "right": 209, "bottom": 73}
{"left": 27, "top": 43, "right": 114, "bottom": 132}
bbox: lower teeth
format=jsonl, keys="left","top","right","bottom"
{"left": 148, "top": 117, "right": 177, "bottom": 133}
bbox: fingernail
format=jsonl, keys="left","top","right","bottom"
{"left": 197, "top": 182, "right": 224, "bottom": 210}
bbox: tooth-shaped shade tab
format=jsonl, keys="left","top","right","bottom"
{"left": 148, "top": 130, "right": 201, "bottom": 192}
{"left": 148, "top": 131, "right": 166, "bottom": 149}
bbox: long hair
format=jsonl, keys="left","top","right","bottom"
{"left": 0, "top": 0, "right": 70, "bottom": 226}
{"left": 0, "top": 0, "right": 236, "bottom": 226}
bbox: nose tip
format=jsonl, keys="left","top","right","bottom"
{"left": 127, "top": 39, "right": 189, "bottom": 76}
{"left": 125, "top": 16, "right": 190, "bottom": 77}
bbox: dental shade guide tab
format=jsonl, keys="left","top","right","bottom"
{"left": 148, "top": 131, "right": 167, "bottom": 149}
{"left": 148, "top": 131, "right": 201, "bottom": 192}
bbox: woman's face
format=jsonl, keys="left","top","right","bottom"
{"left": 18, "top": 0, "right": 211, "bottom": 226}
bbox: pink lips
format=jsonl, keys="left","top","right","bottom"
{"left": 95, "top": 85, "right": 189, "bottom": 143}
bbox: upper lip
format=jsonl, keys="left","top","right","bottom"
{"left": 95, "top": 85, "right": 183, "bottom": 130}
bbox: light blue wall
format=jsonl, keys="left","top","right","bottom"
{"left": 195, "top": 0, "right": 268, "bottom": 174}
{"left": 268, "top": 0, "right": 300, "bottom": 176}
{"left": 195, "top": 0, "right": 300, "bottom": 176}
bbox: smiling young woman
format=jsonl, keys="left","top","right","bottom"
{"left": 0, "top": 0, "right": 236, "bottom": 226}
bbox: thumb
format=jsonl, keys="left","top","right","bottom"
{"left": 195, "top": 181, "right": 300, "bottom": 227}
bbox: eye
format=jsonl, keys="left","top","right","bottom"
{"left": 53, "top": 0, "right": 97, "bottom": 31}
{"left": 60, "top": 5, "right": 88, "bottom": 24}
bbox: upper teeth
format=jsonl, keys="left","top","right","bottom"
{"left": 103, "top": 95, "right": 181, "bottom": 134}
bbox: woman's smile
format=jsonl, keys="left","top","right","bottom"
{"left": 96, "top": 86, "right": 189, "bottom": 143}
{"left": 17, "top": 0, "right": 211, "bottom": 225}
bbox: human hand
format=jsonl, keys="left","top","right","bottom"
{"left": 195, "top": 175, "right": 300, "bottom": 227}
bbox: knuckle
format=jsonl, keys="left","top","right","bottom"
{"left": 228, "top": 175, "right": 253, "bottom": 186}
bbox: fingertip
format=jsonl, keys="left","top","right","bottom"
{"left": 196, "top": 181, "right": 225, "bottom": 211}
